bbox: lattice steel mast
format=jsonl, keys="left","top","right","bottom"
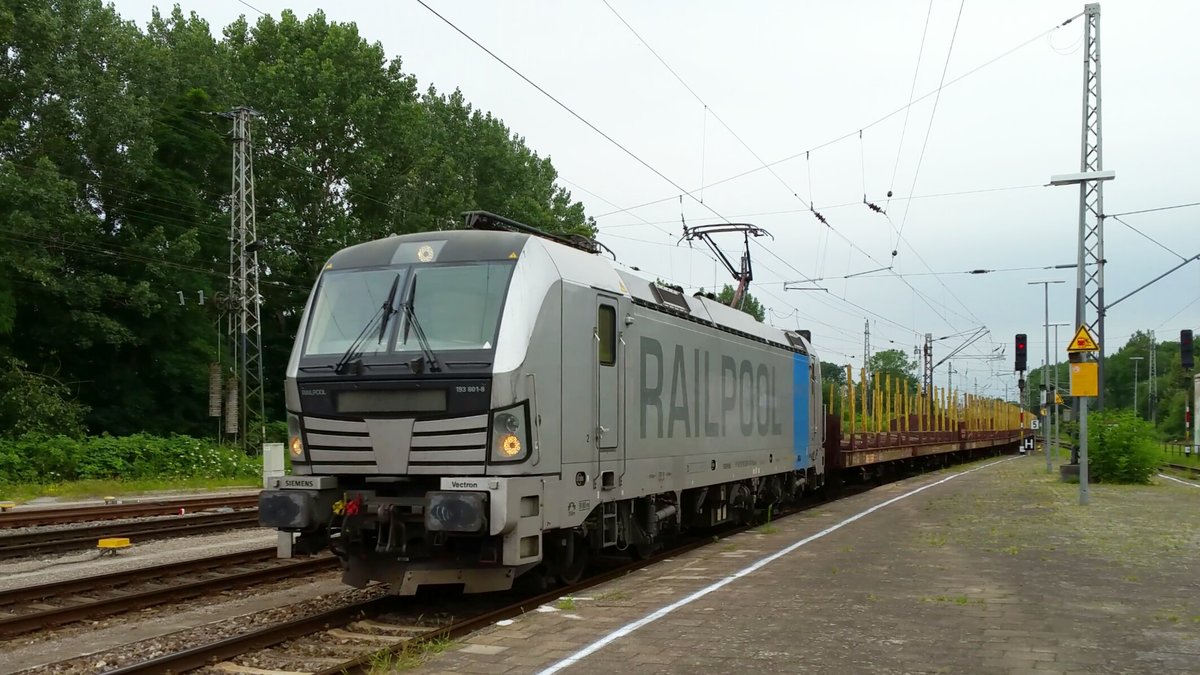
{"left": 223, "top": 106, "right": 265, "bottom": 451}
{"left": 1075, "top": 3, "right": 1106, "bottom": 413}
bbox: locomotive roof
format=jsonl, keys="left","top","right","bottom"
{"left": 325, "top": 229, "right": 533, "bottom": 269}
{"left": 323, "top": 229, "right": 814, "bottom": 356}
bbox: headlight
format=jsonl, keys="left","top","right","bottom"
{"left": 425, "top": 492, "right": 486, "bottom": 532}
{"left": 490, "top": 405, "right": 529, "bottom": 462}
{"left": 287, "top": 414, "right": 306, "bottom": 460}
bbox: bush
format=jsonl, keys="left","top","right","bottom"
{"left": 0, "top": 433, "right": 261, "bottom": 485}
{"left": 0, "top": 357, "right": 90, "bottom": 438}
{"left": 1086, "top": 409, "right": 1159, "bottom": 484}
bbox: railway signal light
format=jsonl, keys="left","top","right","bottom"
{"left": 1014, "top": 334, "right": 1028, "bottom": 372}
{"left": 1182, "top": 330, "right": 1194, "bottom": 369}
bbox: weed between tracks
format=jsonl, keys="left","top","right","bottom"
{"left": 366, "top": 636, "right": 457, "bottom": 673}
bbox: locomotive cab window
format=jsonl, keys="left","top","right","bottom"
{"left": 598, "top": 305, "right": 616, "bottom": 366}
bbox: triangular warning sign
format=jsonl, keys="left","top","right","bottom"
{"left": 1055, "top": 392, "right": 1065, "bottom": 405}
{"left": 1066, "top": 324, "right": 1099, "bottom": 353}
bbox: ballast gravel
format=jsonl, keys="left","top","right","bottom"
{"left": 7, "top": 581, "right": 384, "bottom": 674}
{"left": 0, "top": 528, "right": 278, "bottom": 591}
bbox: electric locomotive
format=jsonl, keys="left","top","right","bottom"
{"left": 258, "top": 211, "right": 825, "bottom": 594}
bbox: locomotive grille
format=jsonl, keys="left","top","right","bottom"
{"left": 408, "top": 414, "right": 489, "bottom": 473}
{"left": 302, "top": 416, "right": 374, "bottom": 473}
{"left": 301, "top": 413, "right": 489, "bottom": 475}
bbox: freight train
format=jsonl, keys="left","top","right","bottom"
{"left": 258, "top": 211, "right": 828, "bottom": 594}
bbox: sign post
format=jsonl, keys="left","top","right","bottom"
{"left": 262, "top": 443, "right": 294, "bottom": 558}
{"left": 1067, "top": 325, "right": 1100, "bottom": 505}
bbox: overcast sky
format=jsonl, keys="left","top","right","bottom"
{"left": 113, "top": 0, "right": 1200, "bottom": 397}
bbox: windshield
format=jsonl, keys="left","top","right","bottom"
{"left": 399, "top": 262, "right": 513, "bottom": 351}
{"left": 302, "top": 262, "right": 514, "bottom": 358}
{"left": 303, "top": 269, "right": 409, "bottom": 357}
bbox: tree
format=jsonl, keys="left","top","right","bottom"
{"left": 820, "top": 361, "right": 847, "bottom": 386}
{"left": 716, "top": 284, "right": 765, "bottom": 322}
{"left": 867, "top": 349, "right": 919, "bottom": 393}
{"left": 0, "top": 2, "right": 596, "bottom": 438}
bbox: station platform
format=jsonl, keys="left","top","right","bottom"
{"left": 416, "top": 455, "right": 1200, "bottom": 674}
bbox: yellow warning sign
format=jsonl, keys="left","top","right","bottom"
{"left": 1055, "top": 391, "right": 1065, "bottom": 405}
{"left": 1070, "top": 362, "right": 1098, "bottom": 397}
{"left": 1066, "top": 324, "right": 1100, "bottom": 353}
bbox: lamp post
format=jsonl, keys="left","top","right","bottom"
{"left": 1030, "top": 280, "right": 1065, "bottom": 473}
{"left": 1049, "top": 168, "right": 1116, "bottom": 506}
{"left": 1046, "top": 321, "right": 1069, "bottom": 458}
{"left": 1130, "top": 356, "right": 1144, "bottom": 416}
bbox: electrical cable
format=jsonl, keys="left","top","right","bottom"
{"left": 592, "top": 12, "right": 1082, "bottom": 220}
{"left": 1110, "top": 215, "right": 1188, "bottom": 261}
{"left": 598, "top": 0, "right": 816, "bottom": 215}
{"left": 888, "top": 0, "right": 934, "bottom": 208}
{"left": 596, "top": 183, "right": 1044, "bottom": 230}
{"left": 415, "top": 0, "right": 731, "bottom": 224}
{"left": 1106, "top": 201, "right": 1200, "bottom": 218}
{"left": 896, "top": 0, "right": 965, "bottom": 242}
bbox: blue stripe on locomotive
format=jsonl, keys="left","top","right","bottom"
{"left": 793, "top": 353, "right": 810, "bottom": 470}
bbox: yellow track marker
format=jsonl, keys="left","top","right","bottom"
{"left": 98, "top": 537, "right": 131, "bottom": 554}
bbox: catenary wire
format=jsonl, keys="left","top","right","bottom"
{"left": 414, "top": 0, "right": 731, "bottom": 225}
{"left": 592, "top": 11, "right": 1083, "bottom": 220}
{"left": 896, "top": 0, "right": 966, "bottom": 243}
{"left": 888, "top": 0, "right": 934, "bottom": 206}
{"left": 1110, "top": 215, "right": 1188, "bottom": 261}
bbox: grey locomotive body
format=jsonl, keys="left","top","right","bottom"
{"left": 259, "top": 214, "right": 824, "bottom": 594}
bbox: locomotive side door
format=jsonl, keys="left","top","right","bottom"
{"left": 594, "top": 295, "right": 622, "bottom": 488}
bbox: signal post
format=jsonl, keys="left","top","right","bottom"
{"left": 1068, "top": 325, "right": 1100, "bottom": 504}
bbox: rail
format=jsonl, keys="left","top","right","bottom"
{"left": 0, "top": 547, "right": 336, "bottom": 637}
{"left": 0, "top": 510, "right": 260, "bottom": 559}
{"left": 0, "top": 493, "right": 260, "bottom": 529}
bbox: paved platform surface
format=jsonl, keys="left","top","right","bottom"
{"left": 415, "top": 455, "right": 1200, "bottom": 674}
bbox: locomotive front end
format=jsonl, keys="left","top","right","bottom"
{"left": 259, "top": 228, "right": 556, "bottom": 594}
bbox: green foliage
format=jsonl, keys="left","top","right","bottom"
{"left": 0, "top": 433, "right": 260, "bottom": 486}
{"left": 867, "top": 349, "right": 919, "bottom": 393}
{"left": 716, "top": 284, "right": 765, "bottom": 322}
{"left": 1086, "top": 409, "right": 1159, "bottom": 484}
{"left": 821, "top": 361, "right": 847, "bottom": 386}
{"left": 0, "top": 358, "right": 90, "bottom": 438}
{"left": 0, "top": 1, "right": 592, "bottom": 437}
{"left": 1026, "top": 331, "right": 1192, "bottom": 437}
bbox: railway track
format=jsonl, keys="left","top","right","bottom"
{"left": 0, "top": 547, "right": 338, "bottom": 637}
{"left": 0, "top": 493, "right": 260, "bottom": 529}
{"left": 41, "top": 453, "right": 1006, "bottom": 674}
{"left": 0, "top": 510, "right": 261, "bottom": 560}
{"left": 104, "top": 493, "right": 846, "bottom": 675}
{"left": 1163, "top": 462, "right": 1200, "bottom": 478}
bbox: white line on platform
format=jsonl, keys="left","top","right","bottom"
{"left": 1158, "top": 473, "right": 1200, "bottom": 488}
{"left": 537, "top": 456, "right": 1018, "bottom": 675}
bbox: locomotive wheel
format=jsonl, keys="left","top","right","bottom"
{"left": 544, "top": 530, "right": 589, "bottom": 585}
{"left": 554, "top": 532, "right": 589, "bottom": 584}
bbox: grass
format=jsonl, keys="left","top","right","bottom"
{"left": 595, "top": 589, "right": 630, "bottom": 602}
{"left": 922, "top": 595, "right": 974, "bottom": 605}
{"left": 921, "top": 458, "right": 1200, "bottom": 569}
{"left": 0, "top": 476, "right": 259, "bottom": 503}
{"left": 555, "top": 596, "right": 577, "bottom": 611}
{"left": 755, "top": 504, "right": 779, "bottom": 534}
{"left": 1154, "top": 443, "right": 1200, "bottom": 468}
{"left": 366, "top": 636, "right": 457, "bottom": 673}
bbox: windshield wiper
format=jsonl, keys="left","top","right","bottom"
{"left": 334, "top": 272, "right": 401, "bottom": 375}
{"left": 399, "top": 275, "right": 441, "bottom": 373}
